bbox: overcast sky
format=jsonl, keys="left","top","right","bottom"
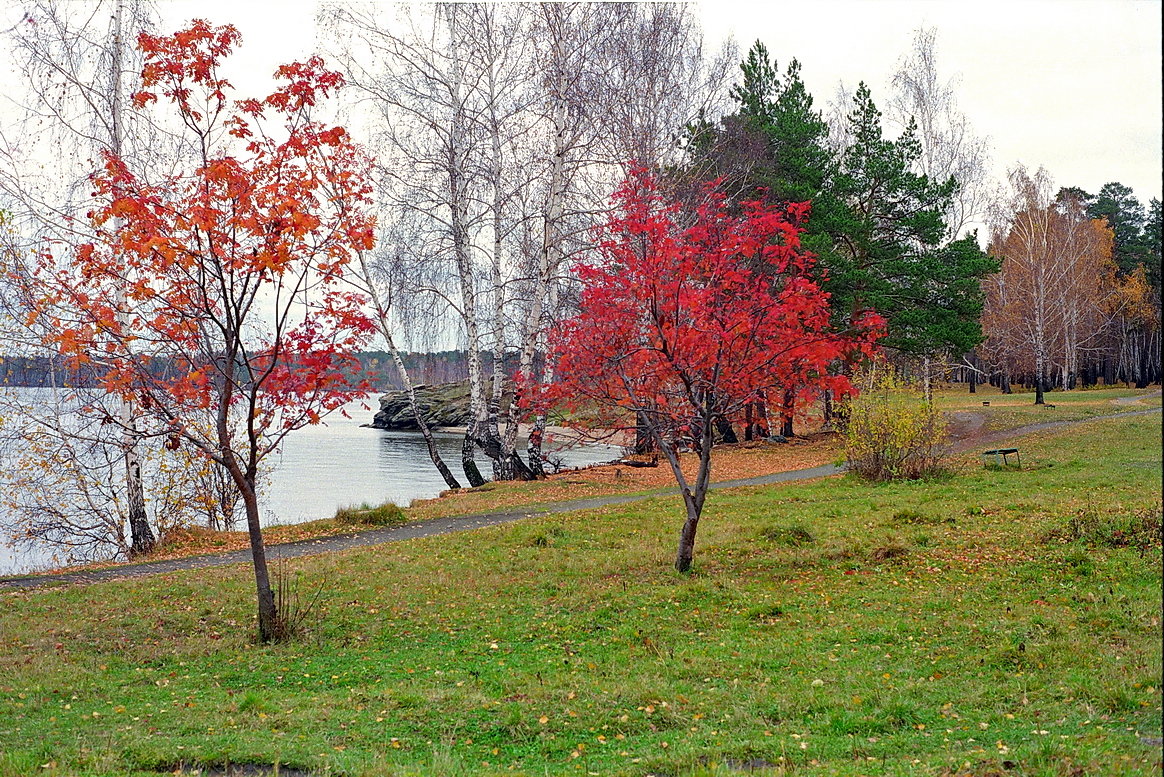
{"left": 3, "top": 0, "right": 1160, "bottom": 205}
{"left": 138, "top": 0, "right": 1164, "bottom": 207}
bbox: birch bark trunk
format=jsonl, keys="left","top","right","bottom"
{"left": 109, "top": 0, "right": 154, "bottom": 556}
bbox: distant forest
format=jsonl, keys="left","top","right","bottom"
{"left": 0, "top": 351, "right": 475, "bottom": 393}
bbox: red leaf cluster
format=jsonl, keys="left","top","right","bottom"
{"left": 35, "top": 21, "right": 377, "bottom": 452}
{"left": 541, "top": 168, "right": 881, "bottom": 433}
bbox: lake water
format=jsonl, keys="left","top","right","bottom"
{"left": 0, "top": 399, "right": 621, "bottom": 575}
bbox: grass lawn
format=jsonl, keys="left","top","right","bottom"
{"left": 0, "top": 412, "right": 1160, "bottom": 776}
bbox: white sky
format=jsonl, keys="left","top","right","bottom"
{"left": 138, "top": 0, "right": 1164, "bottom": 207}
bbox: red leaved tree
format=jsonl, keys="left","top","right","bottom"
{"left": 28, "top": 21, "right": 377, "bottom": 641}
{"left": 544, "top": 170, "right": 881, "bottom": 571}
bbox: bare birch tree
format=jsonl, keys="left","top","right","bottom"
{"left": 887, "top": 26, "right": 992, "bottom": 240}
{"left": 0, "top": 0, "right": 163, "bottom": 555}
{"left": 325, "top": 2, "right": 495, "bottom": 486}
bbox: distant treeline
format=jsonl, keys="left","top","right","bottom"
{"left": 0, "top": 351, "right": 479, "bottom": 392}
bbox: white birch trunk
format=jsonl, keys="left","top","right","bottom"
{"left": 109, "top": 0, "right": 153, "bottom": 556}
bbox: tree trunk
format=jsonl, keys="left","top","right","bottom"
{"left": 526, "top": 285, "right": 559, "bottom": 480}
{"left": 674, "top": 499, "right": 700, "bottom": 573}
{"left": 634, "top": 411, "right": 656, "bottom": 454}
{"left": 714, "top": 416, "right": 738, "bottom": 444}
{"left": 445, "top": 5, "right": 491, "bottom": 482}
{"left": 922, "top": 353, "right": 933, "bottom": 404}
{"left": 527, "top": 355, "right": 553, "bottom": 479}
{"left": 673, "top": 403, "right": 715, "bottom": 572}
{"left": 485, "top": 44, "right": 510, "bottom": 481}
{"left": 109, "top": 0, "right": 154, "bottom": 558}
{"left": 123, "top": 416, "right": 154, "bottom": 557}
{"left": 461, "top": 430, "right": 486, "bottom": 487}
{"left": 240, "top": 477, "right": 277, "bottom": 643}
{"left": 744, "top": 403, "right": 753, "bottom": 441}
{"left": 780, "top": 389, "right": 794, "bottom": 437}
{"left": 391, "top": 348, "right": 460, "bottom": 490}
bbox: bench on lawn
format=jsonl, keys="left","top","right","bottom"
{"left": 982, "top": 447, "right": 1020, "bottom": 468}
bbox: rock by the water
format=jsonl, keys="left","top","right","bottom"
{"left": 369, "top": 380, "right": 510, "bottom": 431}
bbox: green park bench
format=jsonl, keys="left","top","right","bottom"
{"left": 981, "top": 447, "right": 1021, "bottom": 468}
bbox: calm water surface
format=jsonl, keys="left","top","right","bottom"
{"left": 0, "top": 400, "right": 620, "bottom": 575}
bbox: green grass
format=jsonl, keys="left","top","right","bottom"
{"left": 0, "top": 413, "right": 1160, "bottom": 776}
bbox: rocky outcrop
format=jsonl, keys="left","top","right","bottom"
{"left": 369, "top": 380, "right": 510, "bottom": 431}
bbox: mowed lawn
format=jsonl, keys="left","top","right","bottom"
{"left": 0, "top": 413, "right": 1160, "bottom": 776}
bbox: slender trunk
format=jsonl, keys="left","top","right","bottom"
{"left": 922, "top": 354, "right": 933, "bottom": 404}
{"left": 528, "top": 352, "right": 553, "bottom": 479}
{"left": 446, "top": 5, "right": 487, "bottom": 488}
{"left": 674, "top": 405, "right": 715, "bottom": 572}
{"left": 357, "top": 251, "right": 460, "bottom": 490}
{"left": 1034, "top": 354, "right": 1046, "bottom": 405}
{"left": 489, "top": 297, "right": 508, "bottom": 481}
{"left": 122, "top": 413, "right": 154, "bottom": 557}
{"left": 756, "top": 392, "right": 770, "bottom": 437}
{"left": 511, "top": 93, "right": 568, "bottom": 479}
{"left": 744, "top": 403, "right": 753, "bottom": 441}
{"left": 486, "top": 49, "right": 509, "bottom": 480}
{"left": 390, "top": 346, "right": 461, "bottom": 490}
{"left": 110, "top": 0, "right": 153, "bottom": 557}
{"left": 240, "top": 472, "right": 277, "bottom": 642}
{"left": 675, "top": 498, "right": 701, "bottom": 573}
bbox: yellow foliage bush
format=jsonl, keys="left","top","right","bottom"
{"left": 843, "top": 369, "right": 948, "bottom": 481}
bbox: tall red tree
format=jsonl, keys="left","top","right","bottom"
{"left": 545, "top": 171, "right": 881, "bottom": 571}
{"left": 29, "top": 21, "right": 377, "bottom": 641}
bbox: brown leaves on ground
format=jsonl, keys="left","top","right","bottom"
{"left": 406, "top": 432, "right": 841, "bottom": 521}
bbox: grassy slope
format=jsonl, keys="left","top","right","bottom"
{"left": 0, "top": 413, "right": 1160, "bottom": 777}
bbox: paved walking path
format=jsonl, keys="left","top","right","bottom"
{"left": 3, "top": 405, "right": 1159, "bottom": 591}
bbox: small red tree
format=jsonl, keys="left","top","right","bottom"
{"left": 545, "top": 170, "right": 880, "bottom": 571}
{"left": 30, "top": 21, "right": 377, "bottom": 641}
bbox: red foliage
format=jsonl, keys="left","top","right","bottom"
{"left": 543, "top": 169, "right": 881, "bottom": 438}
{"left": 35, "top": 21, "right": 377, "bottom": 455}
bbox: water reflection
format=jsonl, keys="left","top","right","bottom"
{"left": 2, "top": 399, "right": 621, "bottom": 575}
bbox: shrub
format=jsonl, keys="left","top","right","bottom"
{"left": 335, "top": 502, "right": 406, "bottom": 527}
{"left": 1045, "top": 502, "right": 1162, "bottom": 555}
{"left": 843, "top": 369, "right": 948, "bottom": 481}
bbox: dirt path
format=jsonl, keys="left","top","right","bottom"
{"left": 3, "top": 406, "right": 1159, "bottom": 592}
{"left": 1113, "top": 389, "right": 1162, "bottom": 406}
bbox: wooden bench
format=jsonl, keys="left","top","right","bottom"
{"left": 982, "top": 448, "right": 1021, "bottom": 468}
